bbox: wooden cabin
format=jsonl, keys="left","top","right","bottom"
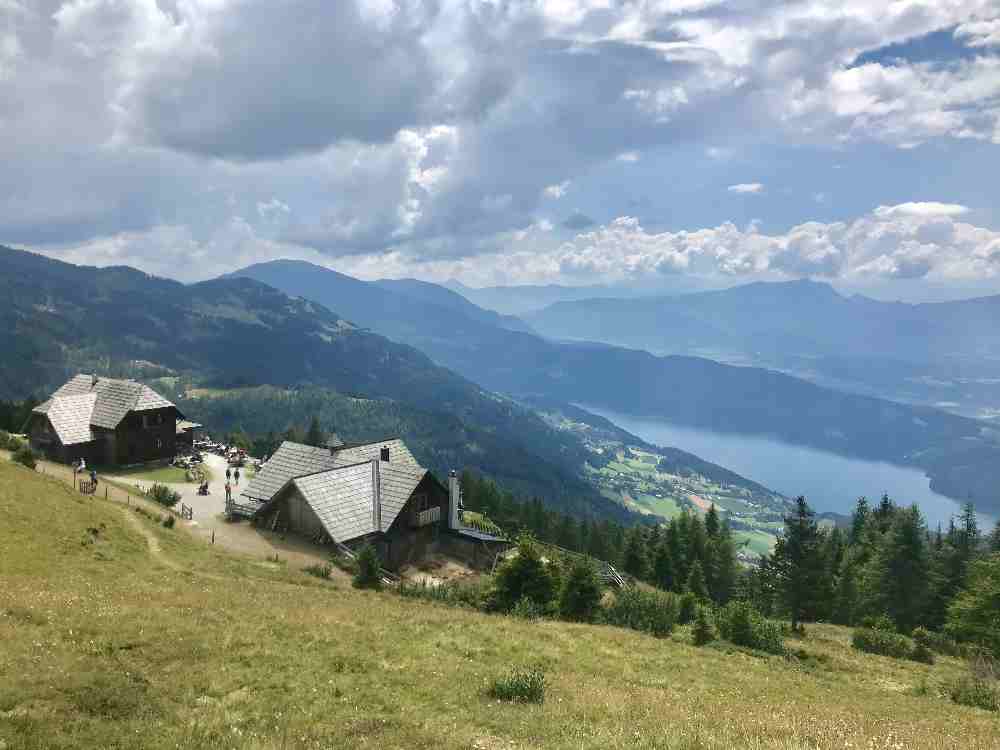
{"left": 28, "top": 374, "right": 181, "bottom": 466}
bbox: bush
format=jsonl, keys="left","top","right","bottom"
{"left": 948, "top": 676, "right": 999, "bottom": 712}
{"left": 716, "top": 601, "right": 786, "bottom": 655}
{"left": 912, "top": 627, "right": 957, "bottom": 658}
{"left": 678, "top": 592, "right": 699, "bottom": 625}
{"left": 692, "top": 605, "right": 717, "bottom": 646}
{"left": 487, "top": 665, "right": 546, "bottom": 704}
{"left": 12, "top": 444, "right": 36, "bottom": 469}
{"left": 910, "top": 641, "right": 936, "bottom": 664}
{"left": 398, "top": 578, "right": 493, "bottom": 610}
{"left": 303, "top": 563, "right": 332, "bottom": 580}
{"left": 558, "top": 558, "right": 603, "bottom": 622}
{"left": 353, "top": 543, "right": 383, "bottom": 590}
{"left": 601, "top": 587, "right": 678, "bottom": 638}
{"left": 852, "top": 628, "right": 914, "bottom": 660}
{"left": 860, "top": 614, "right": 897, "bottom": 632}
{"left": 161, "top": 515, "right": 175, "bottom": 529}
{"left": 330, "top": 552, "right": 358, "bottom": 575}
{"left": 146, "top": 483, "right": 180, "bottom": 508}
{"left": 510, "top": 596, "right": 547, "bottom": 620}
{"left": 0, "top": 430, "right": 21, "bottom": 451}
{"left": 491, "top": 536, "right": 557, "bottom": 613}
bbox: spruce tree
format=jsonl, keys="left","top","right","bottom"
{"left": 686, "top": 558, "right": 710, "bottom": 602}
{"left": 623, "top": 527, "right": 650, "bottom": 581}
{"left": 865, "top": 505, "right": 930, "bottom": 632}
{"left": 705, "top": 504, "right": 720, "bottom": 539}
{"left": 991, "top": 521, "right": 1000, "bottom": 553}
{"left": 305, "top": 416, "right": 325, "bottom": 447}
{"left": 772, "top": 496, "right": 825, "bottom": 630}
{"left": 653, "top": 540, "right": 675, "bottom": 592}
{"left": 558, "top": 558, "right": 603, "bottom": 622}
{"left": 945, "top": 554, "right": 1000, "bottom": 659}
{"left": 710, "top": 523, "right": 738, "bottom": 605}
{"left": 666, "top": 520, "right": 688, "bottom": 592}
{"left": 850, "top": 496, "right": 870, "bottom": 544}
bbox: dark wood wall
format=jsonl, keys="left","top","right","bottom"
{"left": 113, "top": 407, "right": 177, "bottom": 465}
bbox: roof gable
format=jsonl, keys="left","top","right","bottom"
{"left": 293, "top": 462, "right": 378, "bottom": 542}
{"left": 241, "top": 441, "right": 338, "bottom": 503}
{"left": 36, "top": 374, "right": 176, "bottom": 437}
{"left": 42, "top": 393, "right": 97, "bottom": 445}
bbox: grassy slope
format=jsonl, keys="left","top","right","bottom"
{"left": 1, "top": 462, "right": 997, "bottom": 749}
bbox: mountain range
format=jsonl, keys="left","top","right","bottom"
{"left": 526, "top": 280, "right": 1000, "bottom": 419}
{"left": 232, "top": 260, "right": 1000, "bottom": 514}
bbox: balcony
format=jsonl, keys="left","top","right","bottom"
{"left": 412, "top": 506, "right": 441, "bottom": 528}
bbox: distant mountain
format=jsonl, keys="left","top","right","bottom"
{"left": 527, "top": 279, "right": 1000, "bottom": 418}
{"left": 223, "top": 260, "right": 1000, "bottom": 513}
{"left": 0, "top": 245, "right": 630, "bottom": 522}
{"left": 444, "top": 280, "right": 625, "bottom": 316}
{"left": 374, "top": 277, "right": 533, "bottom": 333}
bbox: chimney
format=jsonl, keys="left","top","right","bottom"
{"left": 372, "top": 459, "right": 382, "bottom": 531}
{"left": 448, "top": 470, "right": 462, "bottom": 530}
{"left": 91, "top": 373, "right": 99, "bottom": 388}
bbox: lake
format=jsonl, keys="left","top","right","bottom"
{"left": 582, "top": 405, "right": 996, "bottom": 529}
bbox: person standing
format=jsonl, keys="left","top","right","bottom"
{"left": 225, "top": 466, "right": 231, "bottom": 483}
{"left": 225, "top": 481, "right": 232, "bottom": 504}
{"left": 234, "top": 467, "right": 240, "bottom": 485}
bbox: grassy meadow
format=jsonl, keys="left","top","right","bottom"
{"left": 1, "top": 460, "right": 997, "bottom": 749}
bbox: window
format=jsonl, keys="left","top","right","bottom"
{"left": 413, "top": 493, "right": 430, "bottom": 512}
{"left": 155, "top": 438, "right": 163, "bottom": 450}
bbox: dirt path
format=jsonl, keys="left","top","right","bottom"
{"left": 116, "top": 503, "right": 182, "bottom": 571}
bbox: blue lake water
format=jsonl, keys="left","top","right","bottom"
{"left": 582, "top": 405, "right": 996, "bottom": 529}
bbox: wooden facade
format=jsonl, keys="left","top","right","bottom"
{"left": 29, "top": 406, "right": 177, "bottom": 466}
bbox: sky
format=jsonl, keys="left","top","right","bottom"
{"left": 3, "top": 0, "right": 1000, "bottom": 301}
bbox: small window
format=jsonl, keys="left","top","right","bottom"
{"left": 380, "top": 446, "right": 390, "bottom": 462}
{"left": 155, "top": 438, "right": 163, "bottom": 450}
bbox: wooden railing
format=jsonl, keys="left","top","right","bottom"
{"left": 78, "top": 480, "right": 97, "bottom": 495}
{"left": 412, "top": 506, "right": 441, "bottom": 527}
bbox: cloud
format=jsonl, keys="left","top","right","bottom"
{"left": 617, "top": 151, "right": 640, "bottom": 162}
{"left": 562, "top": 211, "right": 596, "bottom": 230}
{"left": 728, "top": 183, "right": 764, "bottom": 194}
{"left": 544, "top": 181, "right": 571, "bottom": 199}
{"left": 955, "top": 19, "right": 1000, "bottom": 48}
{"left": 874, "top": 202, "right": 970, "bottom": 218}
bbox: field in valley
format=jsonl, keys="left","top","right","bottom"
{"left": 1, "top": 460, "right": 997, "bottom": 749}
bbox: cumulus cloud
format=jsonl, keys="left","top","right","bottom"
{"left": 874, "top": 202, "right": 970, "bottom": 218}
{"left": 728, "top": 183, "right": 764, "bottom": 194}
{"left": 4, "top": 0, "right": 1000, "bottom": 280}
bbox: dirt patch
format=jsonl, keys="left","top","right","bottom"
{"left": 399, "top": 555, "right": 478, "bottom": 586}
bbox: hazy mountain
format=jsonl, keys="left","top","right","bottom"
{"left": 222, "top": 259, "right": 1000, "bottom": 513}
{"left": 0, "top": 245, "right": 631, "bottom": 521}
{"left": 445, "top": 280, "right": 625, "bottom": 316}
{"left": 527, "top": 280, "right": 1000, "bottom": 418}
{"left": 374, "top": 277, "right": 533, "bottom": 333}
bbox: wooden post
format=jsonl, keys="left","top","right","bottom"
{"left": 105, "top": 486, "right": 108, "bottom": 500}
{"left": 211, "top": 530, "right": 215, "bottom": 545}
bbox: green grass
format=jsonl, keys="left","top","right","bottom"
{"left": 100, "top": 463, "right": 194, "bottom": 483}
{"left": 634, "top": 493, "right": 682, "bottom": 519}
{"left": 2, "top": 461, "right": 998, "bottom": 749}
{"left": 733, "top": 529, "right": 777, "bottom": 557}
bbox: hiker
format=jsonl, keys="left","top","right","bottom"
{"left": 90, "top": 469, "right": 97, "bottom": 486}
{"left": 225, "top": 466, "right": 231, "bottom": 482}
{"left": 225, "top": 481, "right": 232, "bottom": 503}
{"left": 234, "top": 467, "right": 240, "bottom": 485}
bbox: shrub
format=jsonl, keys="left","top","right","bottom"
{"left": 146, "top": 483, "right": 180, "bottom": 508}
{"left": 678, "top": 591, "right": 699, "bottom": 625}
{"left": 0, "top": 430, "right": 18, "bottom": 451}
{"left": 330, "top": 552, "right": 358, "bottom": 575}
{"left": 601, "top": 587, "right": 678, "bottom": 638}
{"left": 398, "top": 578, "right": 492, "bottom": 610}
{"left": 558, "top": 558, "right": 603, "bottom": 622}
{"left": 852, "top": 628, "right": 914, "bottom": 660}
{"left": 860, "top": 614, "right": 897, "bottom": 632}
{"left": 303, "top": 563, "right": 332, "bottom": 580}
{"left": 948, "top": 676, "right": 999, "bottom": 712}
{"left": 161, "top": 515, "right": 175, "bottom": 529}
{"left": 511, "top": 596, "right": 546, "bottom": 620}
{"left": 911, "top": 627, "right": 963, "bottom": 657}
{"left": 12, "top": 445, "right": 36, "bottom": 469}
{"left": 692, "top": 605, "right": 717, "bottom": 646}
{"left": 716, "top": 601, "right": 786, "bottom": 655}
{"left": 487, "top": 665, "right": 546, "bottom": 704}
{"left": 491, "top": 536, "right": 557, "bottom": 613}
{"left": 353, "top": 543, "right": 383, "bottom": 590}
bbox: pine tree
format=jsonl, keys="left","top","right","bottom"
{"left": 305, "top": 416, "right": 325, "bottom": 447}
{"left": 558, "top": 558, "right": 603, "bottom": 622}
{"left": 991, "top": 521, "right": 1000, "bottom": 553}
{"left": 772, "top": 496, "right": 825, "bottom": 630}
{"left": 864, "top": 505, "right": 930, "bottom": 632}
{"left": 666, "top": 520, "right": 688, "bottom": 592}
{"left": 945, "top": 554, "right": 1000, "bottom": 659}
{"left": 710, "top": 523, "right": 738, "bottom": 605}
{"left": 353, "top": 543, "right": 383, "bottom": 590}
{"left": 623, "top": 527, "right": 649, "bottom": 581}
{"left": 653, "top": 540, "right": 674, "bottom": 592}
{"left": 686, "top": 558, "right": 710, "bottom": 602}
{"left": 705, "top": 504, "right": 720, "bottom": 539}
{"left": 850, "top": 496, "right": 870, "bottom": 544}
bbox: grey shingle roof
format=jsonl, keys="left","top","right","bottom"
{"left": 379, "top": 463, "right": 427, "bottom": 531}
{"left": 246, "top": 438, "right": 431, "bottom": 544}
{"left": 43, "top": 393, "right": 97, "bottom": 446}
{"left": 33, "top": 374, "right": 176, "bottom": 446}
{"left": 293, "top": 462, "right": 378, "bottom": 542}
{"left": 241, "top": 441, "right": 339, "bottom": 503}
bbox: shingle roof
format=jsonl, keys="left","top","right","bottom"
{"left": 43, "top": 393, "right": 97, "bottom": 446}
{"left": 378, "top": 463, "right": 427, "bottom": 531}
{"left": 293, "top": 462, "right": 379, "bottom": 542}
{"left": 242, "top": 437, "right": 421, "bottom": 503}
{"left": 245, "top": 437, "right": 431, "bottom": 544}
{"left": 241, "top": 441, "right": 339, "bottom": 503}
{"left": 33, "top": 374, "right": 176, "bottom": 446}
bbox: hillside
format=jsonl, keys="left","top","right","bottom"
{"left": 526, "top": 280, "right": 1000, "bottom": 419}
{"left": 0, "top": 245, "right": 627, "bottom": 522}
{"left": 2, "top": 461, "right": 998, "bottom": 749}
{"left": 226, "top": 260, "right": 1000, "bottom": 513}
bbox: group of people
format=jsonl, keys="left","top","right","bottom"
{"left": 224, "top": 465, "right": 241, "bottom": 504}
{"left": 73, "top": 457, "right": 97, "bottom": 487}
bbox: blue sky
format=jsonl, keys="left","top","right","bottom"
{"left": 2, "top": 1, "right": 999, "bottom": 300}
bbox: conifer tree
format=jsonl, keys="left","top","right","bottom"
{"left": 705, "top": 504, "right": 720, "bottom": 539}
{"left": 850, "top": 496, "right": 870, "bottom": 544}
{"left": 667, "top": 520, "right": 688, "bottom": 592}
{"left": 991, "top": 521, "right": 1000, "bottom": 553}
{"left": 946, "top": 553, "right": 1000, "bottom": 658}
{"left": 710, "top": 523, "right": 738, "bottom": 605}
{"left": 623, "top": 527, "right": 650, "bottom": 580}
{"left": 772, "top": 496, "right": 825, "bottom": 630}
{"left": 653, "top": 540, "right": 675, "bottom": 592}
{"left": 864, "top": 505, "right": 930, "bottom": 632}
{"left": 305, "top": 416, "right": 326, "bottom": 447}
{"left": 686, "top": 558, "right": 710, "bottom": 602}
